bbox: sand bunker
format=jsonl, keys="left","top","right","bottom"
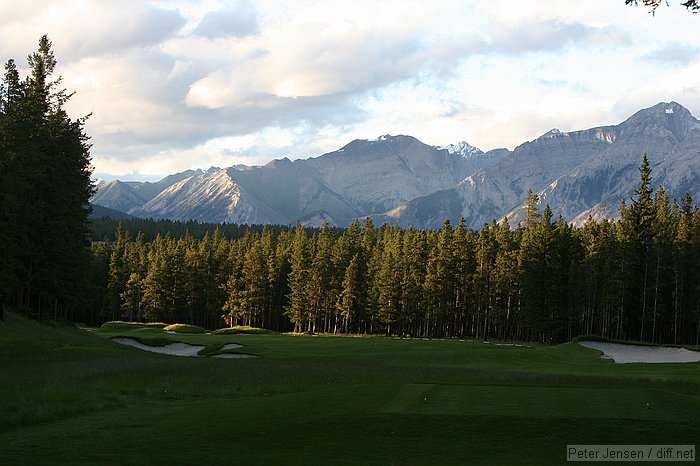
{"left": 112, "top": 338, "right": 257, "bottom": 359}
{"left": 112, "top": 337, "right": 204, "bottom": 357}
{"left": 211, "top": 343, "right": 258, "bottom": 359}
{"left": 579, "top": 341, "right": 700, "bottom": 364}
{"left": 220, "top": 343, "right": 242, "bottom": 350}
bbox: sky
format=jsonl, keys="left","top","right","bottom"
{"left": 2, "top": 0, "right": 699, "bottom": 181}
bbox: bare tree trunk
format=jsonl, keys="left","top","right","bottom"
{"left": 652, "top": 251, "right": 660, "bottom": 343}
{"left": 696, "top": 296, "right": 700, "bottom": 345}
{"left": 640, "top": 260, "right": 649, "bottom": 341}
{"left": 617, "top": 258, "right": 625, "bottom": 340}
{"left": 673, "top": 273, "right": 682, "bottom": 345}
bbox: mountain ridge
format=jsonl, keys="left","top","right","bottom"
{"left": 91, "top": 102, "right": 700, "bottom": 229}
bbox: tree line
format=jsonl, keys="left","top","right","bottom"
{"left": 90, "top": 216, "right": 307, "bottom": 243}
{"left": 90, "top": 156, "right": 700, "bottom": 343}
{"left": 3, "top": 39, "right": 699, "bottom": 345}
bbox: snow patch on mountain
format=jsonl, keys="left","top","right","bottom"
{"left": 365, "top": 134, "right": 399, "bottom": 142}
{"left": 437, "top": 141, "right": 484, "bottom": 158}
{"left": 540, "top": 128, "right": 562, "bottom": 139}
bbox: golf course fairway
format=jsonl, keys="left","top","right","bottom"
{"left": 1, "top": 312, "right": 699, "bottom": 465}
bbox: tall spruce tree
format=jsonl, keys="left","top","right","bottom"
{"left": 630, "top": 154, "right": 655, "bottom": 340}
{"left": 0, "top": 36, "right": 93, "bottom": 320}
{"left": 337, "top": 253, "right": 361, "bottom": 334}
{"left": 0, "top": 60, "right": 23, "bottom": 320}
{"left": 285, "top": 224, "right": 311, "bottom": 332}
{"left": 308, "top": 223, "right": 336, "bottom": 332}
{"left": 674, "top": 193, "right": 694, "bottom": 343}
{"left": 376, "top": 226, "right": 403, "bottom": 335}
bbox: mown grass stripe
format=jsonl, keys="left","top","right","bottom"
{"left": 383, "top": 384, "right": 435, "bottom": 413}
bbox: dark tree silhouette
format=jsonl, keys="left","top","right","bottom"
{"left": 625, "top": 0, "right": 699, "bottom": 13}
{"left": 1, "top": 36, "right": 93, "bottom": 321}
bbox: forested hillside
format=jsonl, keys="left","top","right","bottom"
{"left": 90, "top": 157, "right": 700, "bottom": 344}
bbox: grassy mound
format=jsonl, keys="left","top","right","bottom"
{"left": 212, "top": 326, "right": 275, "bottom": 335}
{"left": 100, "top": 321, "right": 167, "bottom": 331}
{"left": 162, "top": 323, "right": 206, "bottom": 334}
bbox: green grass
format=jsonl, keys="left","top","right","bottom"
{"left": 1, "top": 311, "right": 699, "bottom": 465}
{"left": 162, "top": 323, "right": 206, "bottom": 334}
{"left": 211, "top": 325, "right": 276, "bottom": 335}
{"left": 100, "top": 321, "right": 168, "bottom": 331}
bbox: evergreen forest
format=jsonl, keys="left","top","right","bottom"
{"left": 89, "top": 163, "right": 700, "bottom": 344}
{"left": 2, "top": 38, "right": 700, "bottom": 345}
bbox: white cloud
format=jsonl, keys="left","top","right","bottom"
{"left": 0, "top": 1, "right": 186, "bottom": 63}
{"left": 194, "top": 1, "right": 260, "bottom": 38}
{"left": 4, "top": 0, "right": 700, "bottom": 180}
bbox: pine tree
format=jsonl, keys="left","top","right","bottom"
{"left": 492, "top": 218, "right": 518, "bottom": 340}
{"left": 630, "top": 154, "right": 655, "bottom": 340}
{"left": 424, "top": 219, "right": 457, "bottom": 337}
{"left": 650, "top": 187, "right": 675, "bottom": 342}
{"left": 453, "top": 218, "right": 476, "bottom": 338}
{"left": 673, "top": 193, "right": 694, "bottom": 343}
{"left": 337, "top": 253, "right": 362, "bottom": 334}
{"left": 259, "top": 226, "right": 278, "bottom": 329}
{"left": 0, "top": 36, "right": 93, "bottom": 320}
{"left": 221, "top": 261, "right": 245, "bottom": 328}
{"left": 0, "top": 60, "right": 24, "bottom": 319}
{"left": 269, "top": 229, "right": 292, "bottom": 331}
{"left": 120, "top": 272, "right": 143, "bottom": 322}
{"left": 240, "top": 239, "right": 269, "bottom": 327}
{"left": 524, "top": 189, "right": 541, "bottom": 228}
{"left": 474, "top": 223, "right": 497, "bottom": 339}
{"left": 376, "top": 226, "right": 403, "bottom": 335}
{"left": 334, "top": 222, "right": 368, "bottom": 334}
{"left": 141, "top": 234, "right": 185, "bottom": 322}
{"left": 577, "top": 217, "right": 604, "bottom": 336}
{"left": 519, "top": 203, "right": 557, "bottom": 342}
{"left": 401, "top": 228, "right": 429, "bottom": 336}
{"left": 107, "top": 223, "right": 131, "bottom": 320}
{"left": 285, "top": 225, "right": 311, "bottom": 332}
{"left": 308, "top": 222, "right": 336, "bottom": 332}
{"left": 692, "top": 207, "right": 700, "bottom": 344}
{"left": 209, "top": 227, "right": 232, "bottom": 328}
{"left": 87, "top": 241, "right": 111, "bottom": 325}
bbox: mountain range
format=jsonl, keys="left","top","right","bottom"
{"left": 92, "top": 102, "right": 700, "bottom": 229}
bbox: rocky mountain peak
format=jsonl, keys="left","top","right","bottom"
{"left": 358, "top": 134, "right": 419, "bottom": 145}
{"left": 619, "top": 101, "right": 698, "bottom": 143}
{"left": 540, "top": 128, "right": 562, "bottom": 138}
{"left": 91, "top": 101, "right": 699, "bottom": 230}
{"left": 437, "top": 141, "right": 484, "bottom": 158}
{"left": 264, "top": 157, "right": 293, "bottom": 169}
